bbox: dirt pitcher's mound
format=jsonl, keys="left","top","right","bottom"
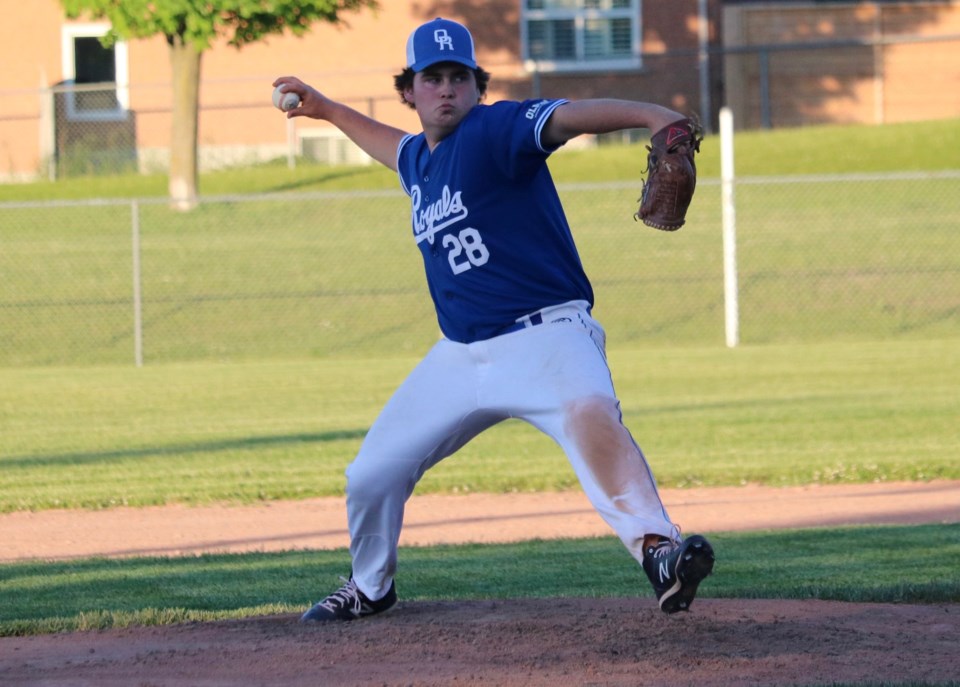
{"left": 2, "top": 598, "right": 958, "bottom": 686}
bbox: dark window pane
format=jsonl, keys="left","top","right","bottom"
{"left": 552, "top": 19, "right": 576, "bottom": 59}
{"left": 611, "top": 17, "right": 632, "bottom": 55}
{"left": 73, "top": 36, "right": 119, "bottom": 111}
{"left": 527, "top": 20, "right": 548, "bottom": 58}
{"left": 74, "top": 37, "right": 115, "bottom": 83}
{"left": 527, "top": 19, "right": 576, "bottom": 60}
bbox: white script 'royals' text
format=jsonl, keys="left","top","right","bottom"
{"left": 411, "top": 185, "right": 469, "bottom": 245}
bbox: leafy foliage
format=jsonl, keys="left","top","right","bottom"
{"left": 56, "top": 0, "right": 379, "bottom": 204}
{"left": 59, "top": 0, "right": 379, "bottom": 47}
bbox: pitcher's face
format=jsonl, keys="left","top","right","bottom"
{"left": 405, "top": 63, "right": 481, "bottom": 144}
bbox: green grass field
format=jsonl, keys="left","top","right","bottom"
{"left": 1, "top": 524, "right": 958, "bottom": 636}
{"left": 3, "top": 119, "right": 959, "bottom": 366}
{"left": 1, "top": 335, "right": 957, "bottom": 638}
{"left": 1, "top": 339, "right": 957, "bottom": 512}
{"left": 1, "top": 117, "right": 959, "bottom": 201}
{"left": 2, "top": 176, "right": 958, "bottom": 365}
{"left": 1, "top": 119, "right": 958, "bottom": 644}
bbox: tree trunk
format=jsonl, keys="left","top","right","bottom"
{"left": 168, "top": 37, "right": 202, "bottom": 211}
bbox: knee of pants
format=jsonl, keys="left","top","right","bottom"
{"left": 345, "top": 455, "right": 417, "bottom": 506}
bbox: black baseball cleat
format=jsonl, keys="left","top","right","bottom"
{"left": 642, "top": 534, "right": 715, "bottom": 614}
{"left": 300, "top": 577, "right": 397, "bottom": 623}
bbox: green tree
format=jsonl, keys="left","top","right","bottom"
{"left": 60, "top": 0, "right": 378, "bottom": 209}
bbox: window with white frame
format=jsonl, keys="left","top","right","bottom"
{"left": 61, "top": 24, "right": 129, "bottom": 120}
{"left": 522, "top": 0, "right": 641, "bottom": 71}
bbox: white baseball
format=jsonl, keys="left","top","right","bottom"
{"left": 272, "top": 85, "right": 300, "bottom": 112}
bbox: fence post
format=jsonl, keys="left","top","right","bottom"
{"left": 286, "top": 117, "right": 297, "bottom": 170}
{"left": 759, "top": 50, "right": 771, "bottom": 129}
{"left": 697, "top": 0, "right": 713, "bottom": 134}
{"left": 38, "top": 74, "right": 56, "bottom": 181}
{"left": 872, "top": 6, "right": 885, "bottom": 125}
{"left": 720, "top": 107, "right": 739, "bottom": 348}
{"left": 131, "top": 200, "right": 144, "bottom": 367}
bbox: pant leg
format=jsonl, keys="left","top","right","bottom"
{"left": 540, "top": 394, "right": 677, "bottom": 563}
{"left": 481, "top": 314, "right": 677, "bottom": 566}
{"left": 346, "top": 339, "right": 503, "bottom": 600}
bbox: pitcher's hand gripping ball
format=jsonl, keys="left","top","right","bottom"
{"left": 634, "top": 116, "right": 703, "bottom": 231}
{"left": 272, "top": 85, "right": 300, "bottom": 112}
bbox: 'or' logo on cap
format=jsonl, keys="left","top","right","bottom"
{"left": 434, "top": 29, "right": 453, "bottom": 50}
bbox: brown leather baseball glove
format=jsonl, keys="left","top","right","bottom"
{"left": 634, "top": 116, "right": 703, "bottom": 231}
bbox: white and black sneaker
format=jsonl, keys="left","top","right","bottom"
{"left": 300, "top": 576, "right": 397, "bottom": 623}
{"left": 642, "top": 534, "right": 715, "bottom": 613}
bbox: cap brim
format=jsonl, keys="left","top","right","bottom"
{"left": 410, "top": 55, "right": 478, "bottom": 72}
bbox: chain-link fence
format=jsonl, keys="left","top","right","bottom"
{"left": 2, "top": 171, "right": 958, "bottom": 367}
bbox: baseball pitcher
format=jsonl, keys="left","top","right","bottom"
{"left": 273, "top": 17, "right": 712, "bottom": 623}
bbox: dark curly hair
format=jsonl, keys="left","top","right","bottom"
{"left": 393, "top": 66, "right": 491, "bottom": 109}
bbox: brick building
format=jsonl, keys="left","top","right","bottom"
{"left": 0, "top": 1, "right": 957, "bottom": 182}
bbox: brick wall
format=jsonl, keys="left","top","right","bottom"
{"left": 723, "top": 1, "right": 960, "bottom": 128}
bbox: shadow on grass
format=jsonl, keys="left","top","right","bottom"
{"left": 260, "top": 165, "right": 385, "bottom": 193}
{"left": 1, "top": 429, "right": 369, "bottom": 469}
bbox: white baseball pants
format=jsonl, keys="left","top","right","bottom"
{"left": 344, "top": 302, "right": 676, "bottom": 601}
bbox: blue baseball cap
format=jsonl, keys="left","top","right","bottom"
{"left": 405, "top": 18, "right": 477, "bottom": 72}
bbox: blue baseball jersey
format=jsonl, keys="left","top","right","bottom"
{"left": 396, "top": 98, "right": 594, "bottom": 343}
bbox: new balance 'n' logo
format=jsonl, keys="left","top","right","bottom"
{"left": 658, "top": 560, "right": 670, "bottom": 583}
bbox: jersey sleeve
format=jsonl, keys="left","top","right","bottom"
{"left": 396, "top": 134, "right": 417, "bottom": 196}
{"left": 481, "top": 99, "right": 569, "bottom": 180}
